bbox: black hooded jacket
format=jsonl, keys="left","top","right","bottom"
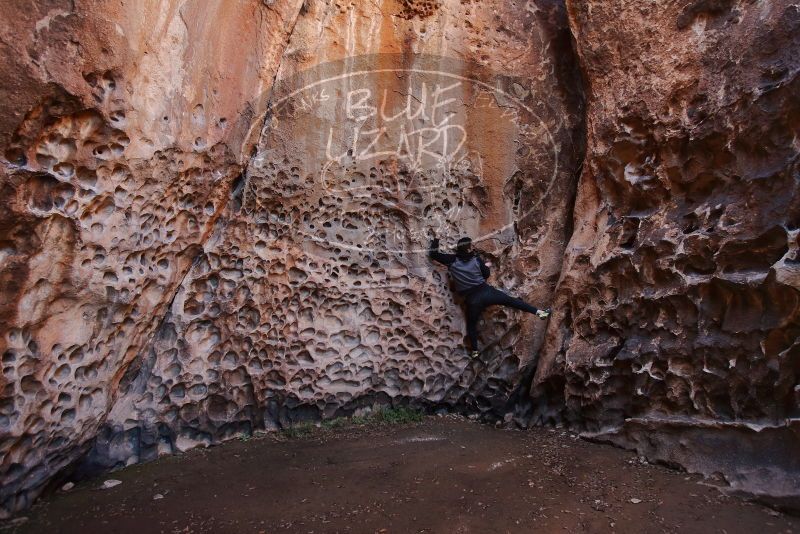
{"left": 429, "top": 239, "right": 490, "bottom": 293}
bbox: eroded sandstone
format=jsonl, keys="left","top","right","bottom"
{"left": 0, "top": 0, "right": 305, "bottom": 515}
{"left": 0, "top": 0, "right": 583, "bottom": 516}
{"left": 2, "top": 0, "right": 798, "bottom": 519}
{"left": 534, "top": 0, "right": 800, "bottom": 508}
{"left": 86, "top": 0, "right": 584, "bottom": 472}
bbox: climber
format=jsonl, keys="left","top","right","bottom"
{"left": 428, "top": 235, "right": 551, "bottom": 359}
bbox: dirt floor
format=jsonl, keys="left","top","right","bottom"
{"left": 4, "top": 416, "right": 799, "bottom": 534}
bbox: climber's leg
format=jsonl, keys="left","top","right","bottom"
{"left": 464, "top": 286, "right": 490, "bottom": 353}
{"left": 484, "top": 285, "right": 540, "bottom": 315}
{"left": 465, "top": 302, "right": 482, "bottom": 352}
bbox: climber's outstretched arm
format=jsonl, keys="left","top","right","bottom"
{"left": 428, "top": 237, "right": 456, "bottom": 266}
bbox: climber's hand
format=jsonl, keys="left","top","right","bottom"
{"left": 430, "top": 237, "right": 440, "bottom": 250}
{"left": 536, "top": 308, "right": 551, "bottom": 319}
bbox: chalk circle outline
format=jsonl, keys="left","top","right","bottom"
{"left": 241, "top": 54, "right": 560, "bottom": 257}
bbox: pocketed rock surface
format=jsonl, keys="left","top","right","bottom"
{"left": 0, "top": 0, "right": 584, "bottom": 516}
{"left": 532, "top": 0, "right": 800, "bottom": 507}
{"left": 98, "top": 0, "right": 585, "bottom": 474}
{"left": 1, "top": 0, "right": 799, "bottom": 519}
{"left": 0, "top": 0, "right": 306, "bottom": 516}
{"left": 7, "top": 418, "right": 800, "bottom": 534}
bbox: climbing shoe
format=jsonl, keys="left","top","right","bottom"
{"left": 470, "top": 350, "right": 480, "bottom": 359}
{"left": 536, "top": 308, "right": 551, "bottom": 319}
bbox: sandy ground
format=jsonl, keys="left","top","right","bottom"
{"left": 4, "top": 417, "right": 798, "bottom": 534}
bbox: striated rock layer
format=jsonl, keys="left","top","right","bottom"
{"left": 0, "top": 0, "right": 583, "bottom": 516}
{"left": 534, "top": 0, "right": 800, "bottom": 508}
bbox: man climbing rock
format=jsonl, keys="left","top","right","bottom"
{"left": 429, "top": 236, "right": 550, "bottom": 358}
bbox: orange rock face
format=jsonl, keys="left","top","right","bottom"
{"left": 0, "top": 0, "right": 583, "bottom": 516}
{"left": 1, "top": 0, "right": 798, "bottom": 518}
{"left": 533, "top": 0, "right": 800, "bottom": 508}
{"left": 0, "top": 0, "right": 304, "bottom": 515}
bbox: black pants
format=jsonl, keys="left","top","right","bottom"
{"left": 463, "top": 284, "right": 538, "bottom": 351}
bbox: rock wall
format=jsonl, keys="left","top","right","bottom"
{"left": 0, "top": 0, "right": 306, "bottom": 515}
{"left": 3, "top": 0, "right": 797, "bottom": 519}
{"left": 89, "top": 0, "right": 583, "bottom": 470}
{"left": 534, "top": 0, "right": 800, "bottom": 508}
{"left": 0, "top": 0, "right": 583, "bottom": 517}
